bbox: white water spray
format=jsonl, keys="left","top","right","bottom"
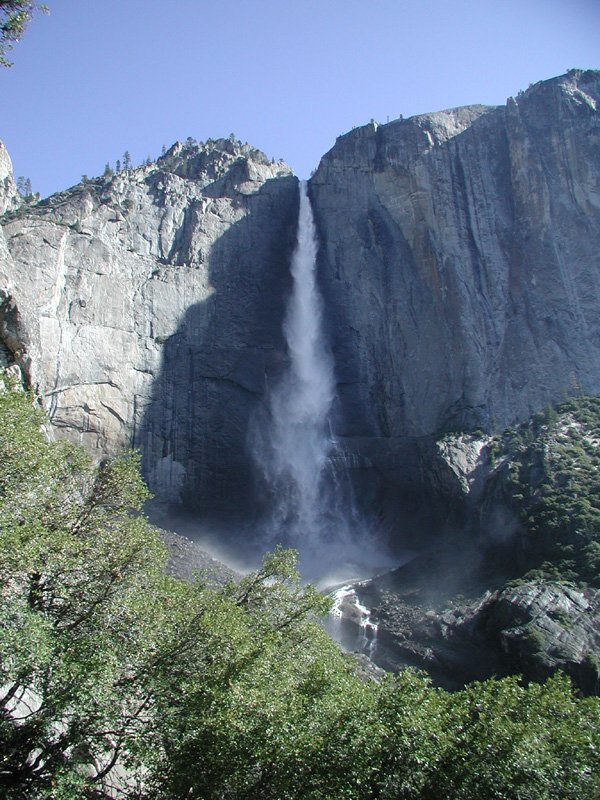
{"left": 327, "top": 585, "right": 379, "bottom": 659}
{"left": 251, "top": 180, "right": 390, "bottom": 578}
{"left": 253, "top": 181, "right": 335, "bottom": 549}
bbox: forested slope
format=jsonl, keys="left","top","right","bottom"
{"left": 1, "top": 376, "right": 599, "bottom": 799}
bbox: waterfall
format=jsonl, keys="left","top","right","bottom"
{"left": 327, "top": 585, "right": 379, "bottom": 659}
{"left": 250, "top": 181, "right": 338, "bottom": 565}
{"left": 250, "top": 180, "right": 387, "bottom": 578}
{"left": 271, "top": 180, "right": 335, "bottom": 532}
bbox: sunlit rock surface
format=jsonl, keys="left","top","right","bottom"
{"left": 0, "top": 138, "right": 298, "bottom": 517}
{"left": 0, "top": 141, "right": 19, "bottom": 216}
{"left": 0, "top": 141, "right": 21, "bottom": 367}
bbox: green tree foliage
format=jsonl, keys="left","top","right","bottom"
{"left": 0, "top": 1, "right": 48, "bottom": 67}
{"left": 376, "top": 671, "right": 600, "bottom": 800}
{"left": 151, "top": 552, "right": 382, "bottom": 800}
{"left": 0, "top": 380, "right": 168, "bottom": 796}
{"left": 497, "top": 394, "right": 600, "bottom": 584}
{"left": 0, "top": 378, "right": 599, "bottom": 799}
{"left": 0, "top": 379, "right": 372, "bottom": 798}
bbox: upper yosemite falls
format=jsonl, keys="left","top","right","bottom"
{"left": 2, "top": 70, "right": 600, "bottom": 687}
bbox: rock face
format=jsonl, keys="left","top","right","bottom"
{"left": 353, "top": 569, "right": 600, "bottom": 695}
{"left": 1, "top": 71, "right": 600, "bottom": 541}
{"left": 3, "top": 71, "right": 600, "bottom": 692}
{"left": 0, "top": 138, "right": 298, "bottom": 517}
{"left": 310, "top": 69, "right": 600, "bottom": 436}
{"left": 306, "top": 69, "right": 600, "bottom": 540}
{"left": 0, "top": 141, "right": 19, "bottom": 216}
{"left": 0, "top": 142, "right": 20, "bottom": 368}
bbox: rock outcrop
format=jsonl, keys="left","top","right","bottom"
{"left": 351, "top": 567, "right": 600, "bottom": 695}
{"left": 0, "top": 138, "right": 298, "bottom": 517}
{"left": 331, "top": 396, "right": 600, "bottom": 694}
{"left": 0, "top": 141, "right": 19, "bottom": 216}
{"left": 0, "top": 142, "right": 21, "bottom": 368}
{"left": 311, "top": 69, "right": 600, "bottom": 439}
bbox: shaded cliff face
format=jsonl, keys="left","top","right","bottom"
{"left": 0, "top": 139, "right": 298, "bottom": 516}
{"left": 310, "top": 70, "right": 600, "bottom": 441}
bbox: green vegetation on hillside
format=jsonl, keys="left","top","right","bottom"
{"left": 493, "top": 395, "right": 600, "bottom": 586}
{"left": 1, "top": 378, "right": 599, "bottom": 799}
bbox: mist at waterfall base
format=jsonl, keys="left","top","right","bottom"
{"left": 249, "top": 181, "right": 391, "bottom": 582}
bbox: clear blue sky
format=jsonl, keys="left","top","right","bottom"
{"left": 1, "top": 0, "right": 599, "bottom": 198}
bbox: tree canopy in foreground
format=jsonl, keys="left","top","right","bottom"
{"left": 0, "top": 376, "right": 598, "bottom": 799}
{"left": 0, "top": 1, "right": 48, "bottom": 67}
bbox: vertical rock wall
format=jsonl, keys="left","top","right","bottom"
{"left": 0, "top": 139, "right": 298, "bottom": 518}
{"left": 310, "top": 70, "right": 600, "bottom": 439}
{"left": 2, "top": 71, "right": 600, "bottom": 544}
{"left": 306, "top": 70, "right": 600, "bottom": 544}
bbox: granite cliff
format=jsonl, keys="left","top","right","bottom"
{"left": 310, "top": 68, "right": 600, "bottom": 542}
{"left": 2, "top": 69, "right": 600, "bottom": 692}
{"left": 0, "top": 137, "right": 298, "bottom": 521}
{"left": 312, "top": 69, "right": 600, "bottom": 436}
{"left": 1, "top": 69, "right": 599, "bottom": 546}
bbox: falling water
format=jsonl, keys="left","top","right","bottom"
{"left": 251, "top": 180, "right": 389, "bottom": 578}
{"left": 327, "top": 585, "right": 379, "bottom": 659}
{"left": 251, "top": 181, "right": 338, "bottom": 559}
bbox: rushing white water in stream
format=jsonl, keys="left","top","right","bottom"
{"left": 327, "top": 585, "right": 379, "bottom": 659}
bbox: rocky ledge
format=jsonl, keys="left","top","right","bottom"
{"left": 342, "top": 557, "right": 600, "bottom": 695}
